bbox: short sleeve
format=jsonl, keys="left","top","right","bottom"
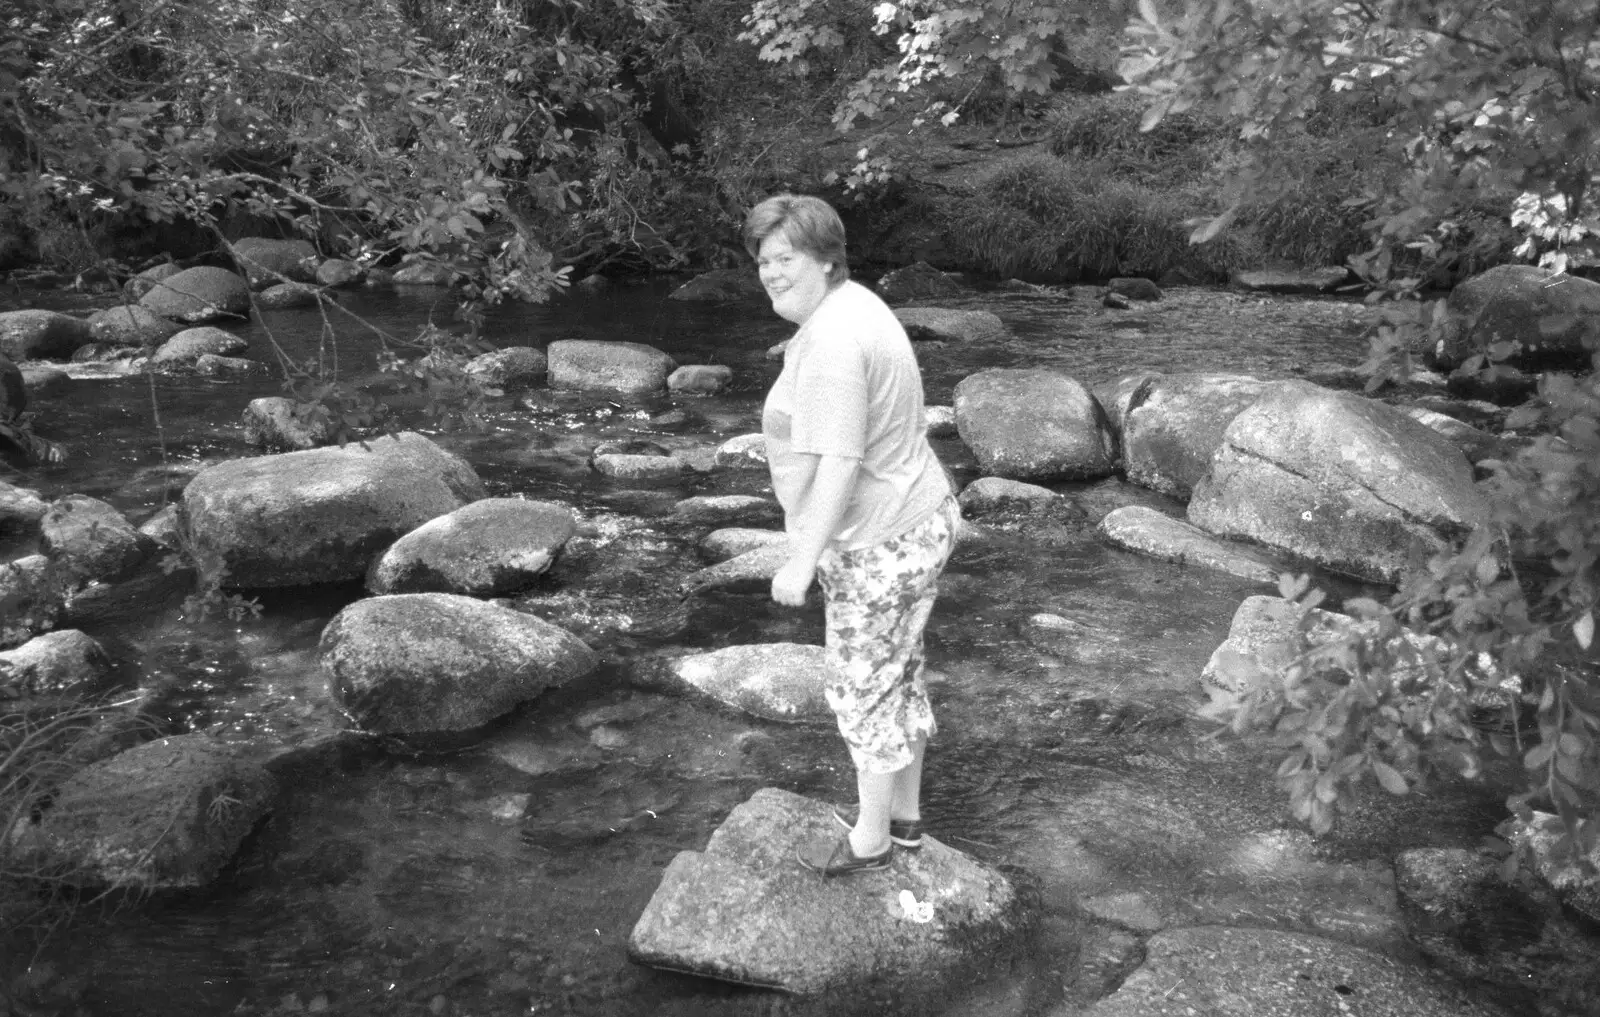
{"left": 789, "top": 333, "right": 868, "bottom": 459}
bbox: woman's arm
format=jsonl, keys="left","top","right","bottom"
{"left": 771, "top": 451, "right": 859, "bottom": 605}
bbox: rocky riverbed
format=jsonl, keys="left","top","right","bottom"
{"left": 1, "top": 261, "right": 1596, "bottom": 1017}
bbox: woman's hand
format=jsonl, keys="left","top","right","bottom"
{"left": 771, "top": 557, "right": 816, "bottom": 606}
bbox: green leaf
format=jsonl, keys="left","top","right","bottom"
{"left": 1372, "top": 760, "right": 1408, "bottom": 795}
{"left": 1525, "top": 740, "right": 1557, "bottom": 769}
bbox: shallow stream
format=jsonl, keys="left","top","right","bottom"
{"left": 1, "top": 280, "right": 1541, "bottom": 1016}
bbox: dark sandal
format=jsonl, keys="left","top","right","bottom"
{"left": 833, "top": 805, "right": 924, "bottom": 850}
{"left": 796, "top": 834, "right": 892, "bottom": 876}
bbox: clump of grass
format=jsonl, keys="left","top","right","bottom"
{"left": 0, "top": 696, "right": 154, "bottom": 936}
{"left": 1045, "top": 91, "right": 1230, "bottom": 184}
{"left": 945, "top": 152, "right": 1250, "bottom": 281}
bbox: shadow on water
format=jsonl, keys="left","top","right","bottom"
{"left": 6, "top": 282, "right": 1543, "bottom": 1016}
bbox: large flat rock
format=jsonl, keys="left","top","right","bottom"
{"left": 628, "top": 787, "right": 1029, "bottom": 995}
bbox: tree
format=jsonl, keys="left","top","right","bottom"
{"left": 739, "top": 0, "right": 1134, "bottom": 128}
{"left": 1120, "top": 0, "right": 1600, "bottom": 270}
{"left": 1120, "top": 0, "right": 1599, "bottom": 869}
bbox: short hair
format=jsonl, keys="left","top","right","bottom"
{"left": 742, "top": 194, "right": 850, "bottom": 285}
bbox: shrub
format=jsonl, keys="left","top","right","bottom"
{"left": 947, "top": 153, "right": 1249, "bottom": 280}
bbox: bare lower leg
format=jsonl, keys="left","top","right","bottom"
{"left": 849, "top": 734, "right": 927, "bottom": 856}
{"left": 891, "top": 733, "right": 927, "bottom": 821}
{"left": 849, "top": 767, "right": 897, "bottom": 857}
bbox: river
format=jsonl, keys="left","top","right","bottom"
{"left": 0, "top": 279, "right": 1540, "bottom": 1016}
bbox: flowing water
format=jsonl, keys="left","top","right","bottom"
{"left": 1, "top": 281, "right": 1535, "bottom": 1016}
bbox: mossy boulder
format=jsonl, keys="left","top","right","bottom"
{"left": 17, "top": 734, "right": 278, "bottom": 889}
{"left": 547, "top": 339, "right": 676, "bottom": 394}
{"left": 86, "top": 305, "right": 184, "bottom": 347}
{"left": 1188, "top": 382, "right": 1486, "bottom": 584}
{"left": 321, "top": 593, "right": 597, "bottom": 732}
{"left": 0, "top": 310, "right": 92, "bottom": 361}
{"left": 1431, "top": 264, "right": 1600, "bottom": 371}
{"left": 231, "top": 237, "right": 319, "bottom": 289}
{"left": 953, "top": 368, "right": 1117, "bottom": 481}
{"left": 366, "top": 497, "right": 575, "bottom": 596}
{"left": 137, "top": 267, "right": 251, "bottom": 323}
{"left": 180, "top": 432, "right": 486, "bottom": 588}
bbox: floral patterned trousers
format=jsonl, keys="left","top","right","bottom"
{"left": 816, "top": 497, "right": 960, "bottom": 774}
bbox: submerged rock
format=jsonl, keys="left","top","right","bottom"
{"left": 1122, "top": 373, "right": 1267, "bottom": 500}
{"left": 895, "top": 307, "right": 1004, "bottom": 342}
{"left": 629, "top": 787, "right": 1028, "bottom": 995}
{"left": 0, "top": 629, "right": 114, "bottom": 696}
{"left": 953, "top": 369, "right": 1117, "bottom": 481}
{"left": 366, "top": 497, "right": 575, "bottom": 596}
{"left": 17, "top": 734, "right": 277, "bottom": 890}
{"left": 1097, "top": 506, "right": 1279, "bottom": 585}
{"left": 137, "top": 267, "right": 251, "bottom": 323}
{"left": 0, "top": 310, "right": 92, "bottom": 361}
{"left": 321, "top": 593, "right": 597, "bottom": 733}
{"left": 1188, "top": 381, "right": 1486, "bottom": 584}
{"left": 1077, "top": 926, "right": 1508, "bottom": 1017}
{"left": 547, "top": 339, "right": 676, "bottom": 394}
{"left": 678, "top": 541, "right": 789, "bottom": 597}
{"left": 181, "top": 431, "right": 486, "bottom": 588}
{"left": 639, "top": 643, "right": 832, "bottom": 723}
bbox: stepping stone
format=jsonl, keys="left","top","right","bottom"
{"left": 629, "top": 787, "right": 1028, "bottom": 995}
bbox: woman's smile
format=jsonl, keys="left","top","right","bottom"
{"left": 757, "top": 231, "right": 833, "bottom": 324}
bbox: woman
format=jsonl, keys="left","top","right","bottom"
{"left": 745, "top": 194, "right": 958, "bottom": 876}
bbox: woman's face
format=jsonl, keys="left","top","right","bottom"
{"left": 757, "top": 230, "right": 833, "bottom": 324}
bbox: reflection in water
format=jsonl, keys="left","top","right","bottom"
{"left": 8, "top": 283, "right": 1524, "bottom": 1017}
